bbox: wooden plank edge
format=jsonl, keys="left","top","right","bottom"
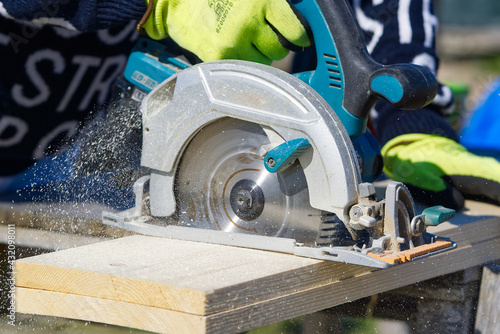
{"left": 474, "top": 264, "right": 500, "bottom": 332}
{"left": 204, "top": 237, "right": 500, "bottom": 334}
{"left": 16, "top": 238, "right": 500, "bottom": 334}
{"left": 437, "top": 216, "right": 500, "bottom": 245}
{"left": 16, "top": 287, "right": 206, "bottom": 334}
{"left": 13, "top": 215, "right": 500, "bottom": 318}
{"left": 14, "top": 261, "right": 208, "bottom": 316}
{"left": 14, "top": 255, "right": 375, "bottom": 316}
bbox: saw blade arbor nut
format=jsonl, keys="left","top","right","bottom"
{"left": 229, "top": 179, "right": 265, "bottom": 221}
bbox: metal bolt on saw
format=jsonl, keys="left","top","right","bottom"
{"left": 102, "top": 0, "right": 456, "bottom": 268}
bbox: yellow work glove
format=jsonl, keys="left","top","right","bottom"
{"left": 382, "top": 133, "right": 500, "bottom": 210}
{"left": 141, "top": 0, "right": 310, "bottom": 64}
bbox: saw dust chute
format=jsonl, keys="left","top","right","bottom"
{"left": 102, "top": 0, "right": 456, "bottom": 268}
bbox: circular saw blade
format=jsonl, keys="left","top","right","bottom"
{"left": 174, "top": 117, "right": 326, "bottom": 246}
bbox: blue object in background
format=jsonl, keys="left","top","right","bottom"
{"left": 460, "top": 77, "right": 500, "bottom": 158}
{"left": 0, "top": 145, "right": 135, "bottom": 210}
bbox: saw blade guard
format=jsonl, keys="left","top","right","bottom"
{"left": 140, "top": 60, "right": 362, "bottom": 223}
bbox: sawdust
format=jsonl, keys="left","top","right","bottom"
{"left": 74, "top": 81, "right": 143, "bottom": 178}
{"left": 19, "top": 79, "right": 145, "bottom": 210}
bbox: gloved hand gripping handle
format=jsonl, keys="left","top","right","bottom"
{"left": 293, "top": 0, "right": 438, "bottom": 137}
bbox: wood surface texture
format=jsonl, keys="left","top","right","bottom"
{"left": 14, "top": 200, "right": 500, "bottom": 334}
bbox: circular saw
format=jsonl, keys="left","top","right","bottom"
{"left": 102, "top": 0, "right": 456, "bottom": 268}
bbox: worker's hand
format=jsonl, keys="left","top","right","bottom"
{"left": 141, "top": 0, "right": 310, "bottom": 64}
{"left": 381, "top": 133, "right": 500, "bottom": 210}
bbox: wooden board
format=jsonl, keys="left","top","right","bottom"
{"left": 475, "top": 264, "right": 500, "bottom": 333}
{"left": 14, "top": 200, "right": 500, "bottom": 334}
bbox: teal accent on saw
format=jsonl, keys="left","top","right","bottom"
{"left": 371, "top": 75, "right": 404, "bottom": 103}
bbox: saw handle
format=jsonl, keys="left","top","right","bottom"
{"left": 292, "top": 0, "right": 438, "bottom": 137}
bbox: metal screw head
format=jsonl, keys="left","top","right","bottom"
{"left": 236, "top": 189, "right": 253, "bottom": 209}
{"left": 350, "top": 205, "right": 363, "bottom": 221}
{"left": 410, "top": 216, "right": 426, "bottom": 236}
{"left": 267, "top": 157, "right": 275, "bottom": 168}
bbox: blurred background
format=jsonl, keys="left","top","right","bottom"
{"left": 1, "top": 0, "right": 500, "bottom": 333}
{"left": 436, "top": 0, "right": 500, "bottom": 120}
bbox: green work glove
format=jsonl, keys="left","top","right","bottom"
{"left": 142, "top": 0, "right": 310, "bottom": 64}
{"left": 382, "top": 133, "right": 500, "bottom": 210}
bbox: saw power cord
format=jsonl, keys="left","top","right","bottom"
{"left": 137, "top": 0, "right": 155, "bottom": 34}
